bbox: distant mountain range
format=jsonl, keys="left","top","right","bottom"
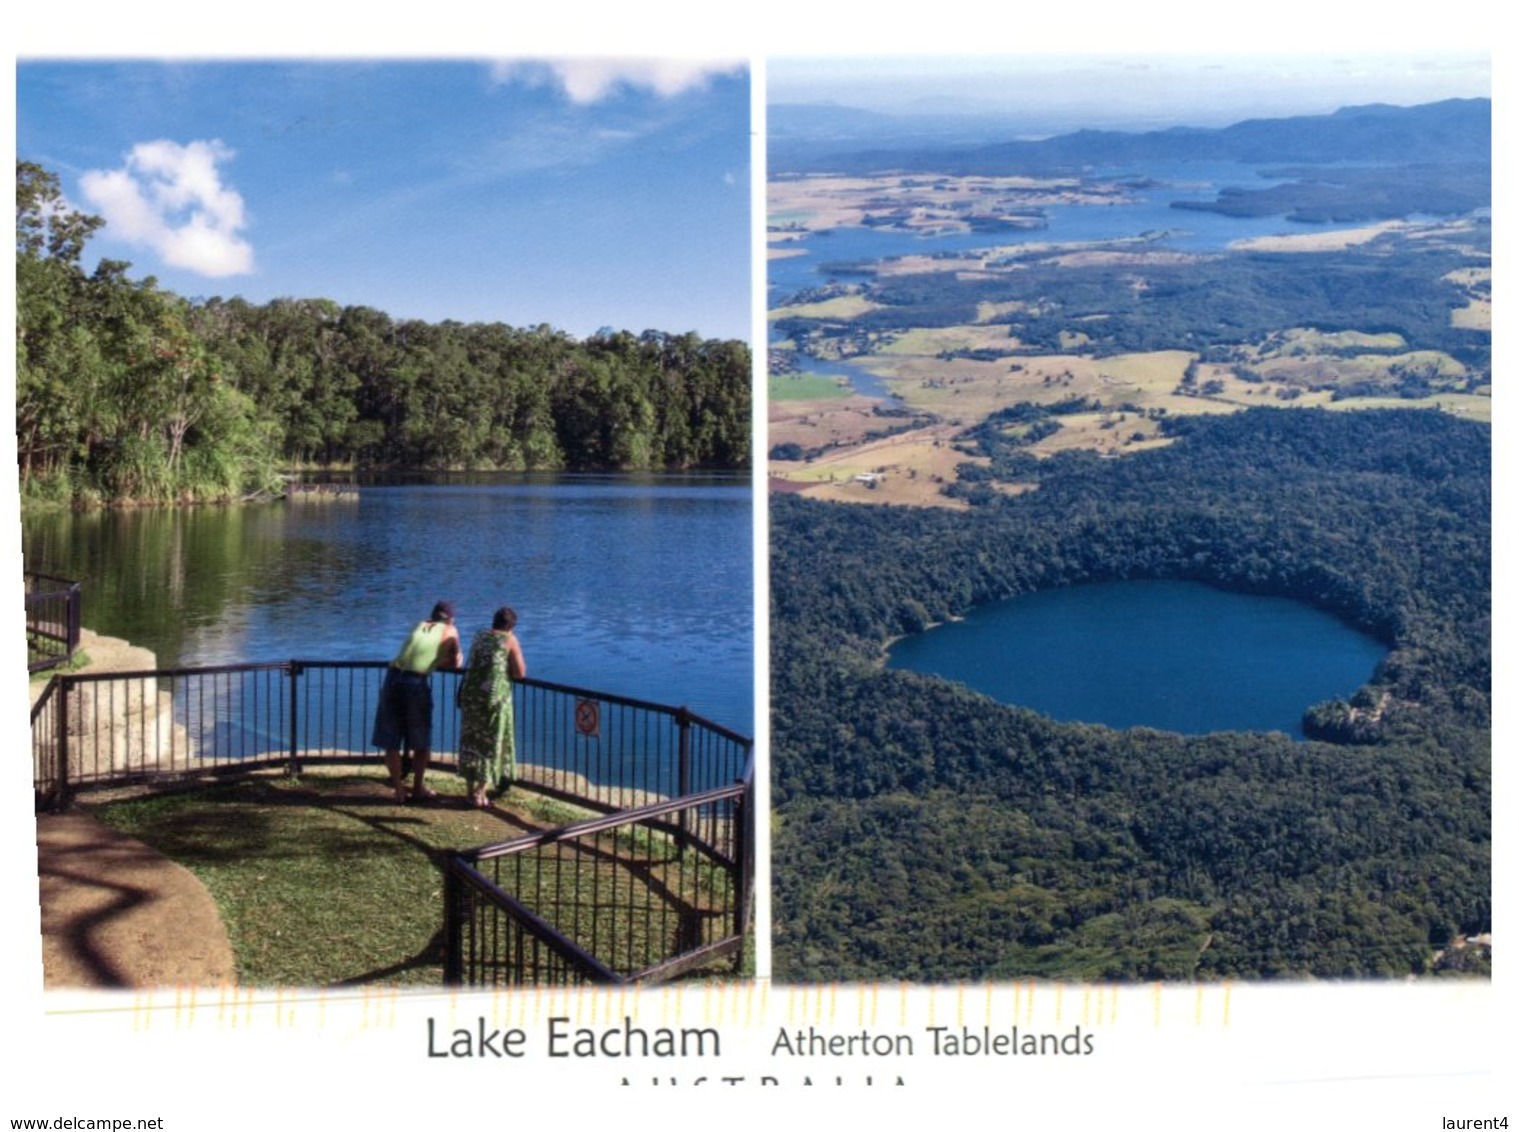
{"left": 772, "top": 98, "right": 1491, "bottom": 176}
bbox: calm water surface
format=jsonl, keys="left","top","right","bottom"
{"left": 887, "top": 580, "right": 1388, "bottom": 738}
{"left": 769, "top": 159, "right": 1307, "bottom": 301}
{"left": 24, "top": 475, "right": 753, "bottom": 735}
{"left": 771, "top": 159, "right": 1329, "bottom": 395}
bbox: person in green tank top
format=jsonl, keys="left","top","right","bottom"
{"left": 372, "top": 600, "right": 461, "bottom": 804}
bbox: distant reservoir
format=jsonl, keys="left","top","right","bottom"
{"left": 886, "top": 579, "right": 1388, "bottom": 738}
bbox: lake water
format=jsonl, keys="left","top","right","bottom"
{"left": 769, "top": 159, "right": 1329, "bottom": 301}
{"left": 23, "top": 475, "right": 754, "bottom": 736}
{"left": 886, "top": 579, "right": 1388, "bottom": 738}
{"left": 771, "top": 158, "right": 1340, "bottom": 395}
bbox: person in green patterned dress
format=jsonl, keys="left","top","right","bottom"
{"left": 458, "top": 606, "right": 527, "bottom": 808}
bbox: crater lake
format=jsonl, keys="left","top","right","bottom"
{"left": 886, "top": 579, "right": 1388, "bottom": 737}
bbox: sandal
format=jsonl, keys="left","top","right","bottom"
{"left": 409, "top": 787, "right": 439, "bottom": 804}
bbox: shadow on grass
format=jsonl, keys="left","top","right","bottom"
{"left": 87, "top": 772, "right": 552, "bottom": 987}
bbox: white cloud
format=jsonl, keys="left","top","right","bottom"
{"left": 79, "top": 139, "right": 254, "bottom": 277}
{"left": 490, "top": 58, "right": 742, "bottom": 104}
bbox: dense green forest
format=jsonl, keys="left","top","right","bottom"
{"left": 780, "top": 226, "right": 1491, "bottom": 375}
{"left": 772, "top": 407, "right": 1490, "bottom": 980}
{"left": 1171, "top": 163, "right": 1490, "bottom": 224}
{"left": 16, "top": 161, "right": 751, "bottom": 506}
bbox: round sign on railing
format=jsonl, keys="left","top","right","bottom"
{"left": 574, "top": 698, "right": 601, "bottom": 738}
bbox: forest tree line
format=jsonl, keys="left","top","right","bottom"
{"left": 16, "top": 161, "right": 751, "bottom": 506}
{"left": 772, "top": 407, "right": 1490, "bottom": 981}
{"left": 783, "top": 232, "right": 1491, "bottom": 377}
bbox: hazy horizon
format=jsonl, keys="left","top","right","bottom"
{"left": 769, "top": 53, "right": 1491, "bottom": 135}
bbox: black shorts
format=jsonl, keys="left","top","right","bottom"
{"left": 371, "top": 669, "right": 433, "bottom": 752}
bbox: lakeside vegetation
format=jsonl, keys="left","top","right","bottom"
{"left": 772, "top": 407, "right": 1490, "bottom": 980}
{"left": 17, "top": 161, "right": 751, "bottom": 508}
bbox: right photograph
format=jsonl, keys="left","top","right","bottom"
{"left": 766, "top": 55, "right": 1491, "bottom": 982}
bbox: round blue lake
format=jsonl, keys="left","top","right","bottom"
{"left": 886, "top": 579, "right": 1388, "bottom": 737}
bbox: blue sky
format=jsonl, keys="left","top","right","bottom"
{"left": 16, "top": 60, "right": 752, "bottom": 341}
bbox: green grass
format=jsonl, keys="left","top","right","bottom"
{"left": 88, "top": 771, "right": 744, "bottom": 987}
{"left": 480, "top": 822, "right": 738, "bottom": 977}
{"left": 28, "top": 647, "right": 91, "bottom": 681}
{"left": 89, "top": 772, "right": 542, "bottom": 986}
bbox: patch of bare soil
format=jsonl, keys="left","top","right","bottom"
{"left": 36, "top": 809, "right": 237, "bottom": 989}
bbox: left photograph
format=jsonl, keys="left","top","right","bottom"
{"left": 19, "top": 59, "right": 756, "bottom": 989}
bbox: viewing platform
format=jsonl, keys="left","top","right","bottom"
{"left": 31, "top": 645, "right": 754, "bottom": 987}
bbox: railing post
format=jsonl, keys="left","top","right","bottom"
{"left": 676, "top": 707, "right": 693, "bottom": 797}
{"left": 287, "top": 662, "right": 302, "bottom": 775}
{"left": 675, "top": 707, "right": 693, "bottom": 853}
{"left": 67, "top": 582, "right": 82, "bottom": 657}
{"left": 442, "top": 862, "right": 463, "bottom": 986}
{"left": 733, "top": 788, "right": 750, "bottom": 941}
{"left": 55, "top": 675, "right": 71, "bottom": 811}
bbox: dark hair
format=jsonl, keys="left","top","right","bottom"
{"left": 492, "top": 606, "right": 517, "bottom": 632}
{"left": 430, "top": 600, "right": 456, "bottom": 623}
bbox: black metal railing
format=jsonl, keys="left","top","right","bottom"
{"left": 31, "top": 660, "right": 750, "bottom": 814}
{"left": 513, "top": 675, "right": 751, "bottom": 812}
{"left": 30, "top": 657, "right": 754, "bottom": 985}
{"left": 444, "top": 769, "right": 754, "bottom": 986}
{"left": 30, "top": 678, "right": 63, "bottom": 810}
{"left": 32, "top": 662, "right": 292, "bottom": 800}
{"left": 25, "top": 573, "right": 81, "bottom": 673}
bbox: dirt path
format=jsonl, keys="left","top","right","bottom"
{"left": 36, "top": 808, "right": 237, "bottom": 989}
{"left": 33, "top": 629, "right": 238, "bottom": 988}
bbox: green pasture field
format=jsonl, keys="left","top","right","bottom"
{"left": 770, "top": 293, "right": 879, "bottom": 321}
{"left": 869, "top": 349, "right": 1194, "bottom": 422}
{"left": 769, "top": 287, "right": 1489, "bottom": 508}
{"left": 1266, "top": 328, "right": 1408, "bottom": 353}
{"left": 1329, "top": 392, "right": 1491, "bottom": 423}
{"left": 1250, "top": 348, "right": 1467, "bottom": 384}
{"left": 874, "top": 325, "right": 1019, "bottom": 356}
{"left": 769, "top": 373, "right": 853, "bottom": 401}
